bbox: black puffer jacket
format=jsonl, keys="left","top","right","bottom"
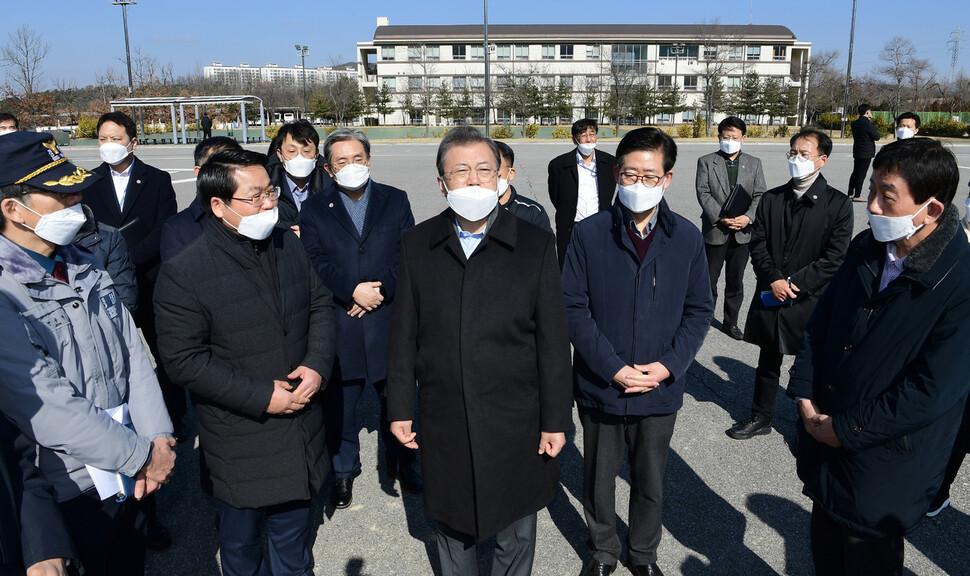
{"left": 74, "top": 204, "right": 139, "bottom": 315}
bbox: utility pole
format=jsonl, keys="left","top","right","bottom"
{"left": 484, "top": 0, "right": 490, "bottom": 133}
{"left": 111, "top": 1, "right": 139, "bottom": 133}
{"left": 296, "top": 45, "right": 309, "bottom": 119}
{"left": 840, "top": 0, "right": 857, "bottom": 139}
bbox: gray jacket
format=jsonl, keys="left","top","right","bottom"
{"left": 0, "top": 235, "right": 172, "bottom": 502}
{"left": 695, "top": 150, "right": 767, "bottom": 245}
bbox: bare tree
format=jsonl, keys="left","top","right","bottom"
{"left": 877, "top": 37, "right": 916, "bottom": 118}
{"left": 1, "top": 25, "right": 50, "bottom": 95}
{"left": 908, "top": 57, "right": 936, "bottom": 113}
{"left": 695, "top": 20, "right": 739, "bottom": 135}
{"left": 804, "top": 49, "right": 841, "bottom": 123}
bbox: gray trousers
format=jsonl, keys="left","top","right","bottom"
{"left": 435, "top": 513, "right": 537, "bottom": 576}
{"left": 579, "top": 407, "right": 677, "bottom": 566}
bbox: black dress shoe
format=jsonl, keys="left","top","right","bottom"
{"left": 332, "top": 477, "right": 354, "bottom": 509}
{"left": 720, "top": 323, "right": 744, "bottom": 341}
{"left": 388, "top": 463, "right": 423, "bottom": 494}
{"left": 579, "top": 560, "right": 615, "bottom": 576}
{"left": 629, "top": 562, "right": 665, "bottom": 576}
{"left": 145, "top": 515, "right": 172, "bottom": 551}
{"left": 726, "top": 415, "right": 771, "bottom": 440}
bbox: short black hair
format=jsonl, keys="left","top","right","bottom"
{"left": 858, "top": 104, "right": 871, "bottom": 116}
{"left": 615, "top": 127, "right": 677, "bottom": 173}
{"left": 494, "top": 140, "right": 514, "bottom": 167}
{"left": 194, "top": 136, "right": 241, "bottom": 167}
{"left": 572, "top": 118, "right": 598, "bottom": 139}
{"left": 435, "top": 125, "right": 500, "bottom": 177}
{"left": 276, "top": 119, "right": 319, "bottom": 150}
{"left": 895, "top": 111, "right": 922, "bottom": 130}
{"left": 790, "top": 127, "right": 833, "bottom": 157}
{"left": 97, "top": 111, "right": 137, "bottom": 140}
{"left": 718, "top": 116, "right": 746, "bottom": 136}
{"left": 873, "top": 138, "right": 959, "bottom": 206}
{"left": 197, "top": 149, "right": 269, "bottom": 216}
{"left": 0, "top": 113, "right": 19, "bottom": 130}
{"left": 0, "top": 183, "right": 34, "bottom": 231}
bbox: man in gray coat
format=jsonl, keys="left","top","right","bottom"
{"left": 695, "top": 116, "right": 766, "bottom": 340}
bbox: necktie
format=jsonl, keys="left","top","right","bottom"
{"left": 52, "top": 261, "right": 68, "bottom": 283}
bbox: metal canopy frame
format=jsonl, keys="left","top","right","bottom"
{"left": 109, "top": 95, "right": 267, "bottom": 144}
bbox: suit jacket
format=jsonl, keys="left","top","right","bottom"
{"left": 695, "top": 151, "right": 767, "bottom": 245}
{"left": 160, "top": 198, "right": 207, "bottom": 262}
{"left": 300, "top": 180, "right": 414, "bottom": 384}
{"left": 547, "top": 148, "right": 616, "bottom": 267}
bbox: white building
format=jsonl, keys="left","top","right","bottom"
{"left": 356, "top": 18, "right": 811, "bottom": 126}
{"left": 203, "top": 62, "right": 358, "bottom": 88}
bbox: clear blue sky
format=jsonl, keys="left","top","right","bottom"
{"left": 3, "top": 0, "right": 966, "bottom": 89}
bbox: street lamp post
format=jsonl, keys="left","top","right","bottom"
{"left": 111, "top": 0, "right": 138, "bottom": 131}
{"left": 296, "top": 45, "right": 309, "bottom": 119}
{"left": 484, "top": 0, "right": 490, "bottom": 133}
{"left": 670, "top": 43, "right": 686, "bottom": 125}
{"left": 840, "top": 0, "right": 858, "bottom": 139}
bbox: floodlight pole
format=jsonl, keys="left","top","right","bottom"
{"left": 297, "top": 45, "right": 309, "bottom": 119}
{"left": 840, "top": 0, "right": 858, "bottom": 139}
{"left": 112, "top": 0, "right": 139, "bottom": 131}
{"left": 484, "top": 0, "right": 490, "bottom": 133}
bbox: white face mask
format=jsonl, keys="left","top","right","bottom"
{"left": 334, "top": 163, "right": 370, "bottom": 190}
{"left": 16, "top": 202, "right": 86, "bottom": 245}
{"left": 719, "top": 139, "right": 742, "bottom": 155}
{"left": 867, "top": 201, "right": 931, "bottom": 242}
{"left": 0, "top": 128, "right": 16, "bottom": 136}
{"left": 618, "top": 181, "right": 665, "bottom": 214}
{"left": 577, "top": 142, "right": 596, "bottom": 156}
{"left": 283, "top": 154, "right": 316, "bottom": 179}
{"left": 896, "top": 127, "right": 915, "bottom": 140}
{"left": 445, "top": 183, "right": 498, "bottom": 222}
{"left": 497, "top": 178, "right": 510, "bottom": 198}
{"left": 964, "top": 197, "right": 970, "bottom": 225}
{"left": 788, "top": 156, "right": 817, "bottom": 180}
{"left": 99, "top": 141, "right": 133, "bottom": 166}
{"left": 221, "top": 202, "right": 278, "bottom": 240}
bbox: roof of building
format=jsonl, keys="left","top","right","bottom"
{"left": 372, "top": 23, "right": 798, "bottom": 43}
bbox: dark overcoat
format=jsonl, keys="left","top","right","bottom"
{"left": 744, "top": 175, "right": 853, "bottom": 354}
{"left": 300, "top": 180, "right": 414, "bottom": 383}
{"left": 154, "top": 218, "right": 336, "bottom": 509}
{"left": 851, "top": 116, "right": 882, "bottom": 159}
{"left": 547, "top": 148, "right": 616, "bottom": 267}
{"left": 789, "top": 206, "right": 970, "bottom": 537}
{"left": 386, "top": 208, "right": 573, "bottom": 539}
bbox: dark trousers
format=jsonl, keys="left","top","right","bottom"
{"left": 752, "top": 347, "right": 784, "bottom": 421}
{"left": 578, "top": 407, "right": 677, "bottom": 566}
{"left": 215, "top": 499, "right": 312, "bottom": 576}
{"left": 59, "top": 490, "right": 148, "bottom": 576}
{"left": 324, "top": 377, "right": 415, "bottom": 479}
{"left": 705, "top": 238, "right": 750, "bottom": 327}
{"left": 847, "top": 157, "right": 873, "bottom": 198}
{"left": 203, "top": 128, "right": 212, "bottom": 139}
{"left": 435, "top": 514, "right": 537, "bottom": 576}
{"left": 810, "top": 503, "right": 903, "bottom": 576}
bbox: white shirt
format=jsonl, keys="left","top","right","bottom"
{"left": 285, "top": 175, "right": 310, "bottom": 212}
{"left": 575, "top": 149, "right": 599, "bottom": 222}
{"left": 110, "top": 162, "right": 133, "bottom": 209}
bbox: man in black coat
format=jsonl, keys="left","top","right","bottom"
{"left": 728, "top": 128, "right": 853, "bottom": 440}
{"left": 547, "top": 118, "right": 616, "bottom": 267}
{"left": 154, "top": 149, "right": 336, "bottom": 576}
{"left": 300, "top": 128, "right": 420, "bottom": 510}
{"left": 848, "top": 104, "right": 881, "bottom": 200}
{"left": 200, "top": 112, "right": 213, "bottom": 139}
{"left": 266, "top": 120, "right": 333, "bottom": 231}
{"left": 789, "top": 138, "right": 970, "bottom": 576}
{"left": 387, "top": 126, "right": 573, "bottom": 576}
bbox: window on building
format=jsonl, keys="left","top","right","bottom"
{"left": 471, "top": 75, "right": 485, "bottom": 89}
{"left": 746, "top": 46, "right": 761, "bottom": 60}
{"left": 703, "top": 45, "right": 719, "bottom": 60}
{"left": 560, "top": 45, "right": 574, "bottom": 59}
{"left": 428, "top": 76, "right": 441, "bottom": 89}
{"left": 586, "top": 45, "right": 601, "bottom": 59}
{"left": 658, "top": 75, "right": 674, "bottom": 88}
{"left": 496, "top": 108, "right": 512, "bottom": 123}
{"left": 683, "top": 110, "right": 696, "bottom": 121}
{"left": 539, "top": 76, "right": 555, "bottom": 88}
{"left": 515, "top": 45, "right": 529, "bottom": 59}
{"left": 453, "top": 76, "right": 467, "bottom": 89}
{"left": 496, "top": 75, "right": 510, "bottom": 89}
{"left": 657, "top": 113, "right": 672, "bottom": 124}
{"left": 427, "top": 46, "right": 440, "bottom": 60}
{"left": 683, "top": 76, "right": 698, "bottom": 91}
{"left": 408, "top": 76, "right": 423, "bottom": 91}
{"left": 408, "top": 45, "right": 421, "bottom": 61}
{"left": 496, "top": 44, "right": 511, "bottom": 60}
{"left": 382, "top": 77, "right": 396, "bottom": 91}
{"left": 727, "top": 75, "right": 742, "bottom": 90}
{"left": 381, "top": 46, "right": 396, "bottom": 61}
{"left": 471, "top": 45, "right": 485, "bottom": 60}
{"left": 542, "top": 45, "right": 556, "bottom": 59}
{"left": 559, "top": 75, "right": 574, "bottom": 88}
{"left": 728, "top": 46, "right": 744, "bottom": 61}
{"left": 773, "top": 45, "right": 787, "bottom": 60}
{"left": 453, "top": 45, "right": 467, "bottom": 60}
{"left": 659, "top": 44, "right": 699, "bottom": 59}
{"left": 611, "top": 44, "right": 650, "bottom": 70}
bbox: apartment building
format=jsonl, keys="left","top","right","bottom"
{"left": 204, "top": 62, "right": 358, "bottom": 88}
{"left": 356, "top": 18, "right": 811, "bottom": 126}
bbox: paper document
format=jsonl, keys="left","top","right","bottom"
{"left": 84, "top": 404, "right": 137, "bottom": 501}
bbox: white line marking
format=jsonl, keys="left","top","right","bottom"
{"left": 172, "top": 177, "right": 197, "bottom": 184}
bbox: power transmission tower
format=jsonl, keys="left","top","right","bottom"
{"left": 948, "top": 27, "right": 964, "bottom": 80}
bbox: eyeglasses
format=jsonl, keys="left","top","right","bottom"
{"left": 618, "top": 172, "right": 666, "bottom": 187}
{"left": 786, "top": 151, "right": 821, "bottom": 161}
{"left": 446, "top": 167, "right": 497, "bottom": 184}
{"left": 232, "top": 186, "right": 280, "bottom": 206}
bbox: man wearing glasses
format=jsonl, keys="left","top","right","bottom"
{"left": 562, "top": 127, "right": 713, "bottom": 576}
{"left": 154, "top": 149, "right": 336, "bottom": 576}
{"left": 727, "top": 128, "right": 853, "bottom": 441}
{"left": 387, "top": 126, "right": 572, "bottom": 576}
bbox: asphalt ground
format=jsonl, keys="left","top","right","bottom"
{"left": 63, "top": 140, "right": 970, "bottom": 576}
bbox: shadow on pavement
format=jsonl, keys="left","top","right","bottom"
{"left": 906, "top": 503, "right": 970, "bottom": 576}
{"left": 747, "top": 493, "right": 812, "bottom": 575}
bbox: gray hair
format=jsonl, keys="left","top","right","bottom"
{"left": 436, "top": 125, "right": 500, "bottom": 177}
{"left": 323, "top": 128, "right": 371, "bottom": 165}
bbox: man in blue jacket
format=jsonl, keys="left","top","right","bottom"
{"left": 563, "top": 127, "right": 713, "bottom": 576}
{"left": 789, "top": 138, "right": 970, "bottom": 575}
{"left": 300, "top": 128, "right": 420, "bottom": 510}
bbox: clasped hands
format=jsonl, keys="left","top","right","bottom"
{"left": 718, "top": 215, "right": 750, "bottom": 231}
{"left": 613, "top": 362, "right": 671, "bottom": 394}
{"left": 348, "top": 281, "right": 384, "bottom": 318}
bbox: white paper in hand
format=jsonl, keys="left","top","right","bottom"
{"left": 84, "top": 404, "right": 137, "bottom": 501}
